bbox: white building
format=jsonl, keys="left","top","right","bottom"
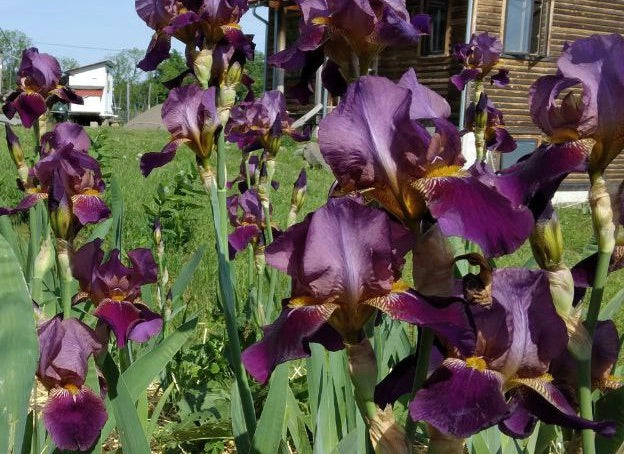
{"left": 66, "top": 61, "right": 116, "bottom": 125}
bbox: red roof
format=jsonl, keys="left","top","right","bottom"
{"left": 74, "top": 88, "right": 103, "bottom": 97}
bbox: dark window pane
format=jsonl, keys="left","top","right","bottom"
{"left": 422, "top": 0, "right": 447, "bottom": 55}
{"left": 504, "top": 0, "right": 534, "bottom": 53}
{"left": 500, "top": 139, "right": 537, "bottom": 169}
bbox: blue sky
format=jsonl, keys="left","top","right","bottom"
{"left": 0, "top": 1, "right": 268, "bottom": 66}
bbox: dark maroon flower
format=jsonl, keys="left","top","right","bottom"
{"left": 226, "top": 189, "right": 273, "bottom": 257}
{"left": 37, "top": 317, "right": 107, "bottom": 452}
{"left": 140, "top": 85, "right": 220, "bottom": 176}
{"left": 2, "top": 48, "right": 83, "bottom": 128}
{"left": 529, "top": 34, "right": 624, "bottom": 172}
{"left": 318, "top": 71, "right": 536, "bottom": 257}
{"left": 270, "top": 0, "right": 429, "bottom": 102}
{"left": 241, "top": 197, "right": 475, "bottom": 384}
{"left": 0, "top": 124, "right": 109, "bottom": 235}
{"left": 451, "top": 32, "right": 508, "bottom": 90}
{"left": 226, "top": 90, "right": 310, "bottom": 155}
{"left": 71, "top": 239, "right": 161, "bottom": 347}
{"left": 464, "top": 93, "right": 516, "bottom": 153}
{"left": 405, "top": 268, "right": 614, "bottom": 438}
{"left": 135, "top": 0, "right": 251, "bottom": 71}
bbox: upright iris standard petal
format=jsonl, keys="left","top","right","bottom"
{"left": 319, "top": 72, "right": 547, "bottom": 257}
{"left": 141, "top": 86, "right": 219, "bottom": 175}
{"left": 41, "top": 122, "right": 92, "bottom": 155}
{"left": 530, "top": 34, "right": 624, "bottom": 170}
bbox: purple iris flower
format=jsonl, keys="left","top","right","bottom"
{"left": 318, "top": 70, "right": 539, "bottom": 257}
{"left": 464, "top": 93, "right": 517, "bottom": 153}
{"left": 2, "top": 48, "right": 83, "bottom": 128}
{"left": 529, "top": 34, "right": 624, "bottom": 171}
{"left": 140, "top": 85, "right": 220, "bottom": 176}
{"left": 226, "top": 188, "right": 271, "bottom": 257}
{"left": 37, "top": 317, "right": 107, "bottom": 452}
{"left": 241, "top": 197, "right": 476, "bottom": 384}
{"left": 269, "top": 0, "right": 430, "bottom": 103}
{"left": 377, "top": 267, "right": 614, "bottom": 438}
{"left": 0, "top": 123, "right": 110, "bottom": 234}
{"left": 71, "top": 239, "right": 162, "bottom": 348}
{"left": 135, "top": 0, "right": 252, "bottom": 71}
{"left": 226, "top": 90, "right": 310, "bottom": 155}
{"left": 451, "top": 32, "right": 509, "bottom": 90}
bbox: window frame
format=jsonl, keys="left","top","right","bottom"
{"left": 502, "top": 0, "right": 552, "bottom": 58}
{"left": 413, "top": 0, "right": 452, "bottom": 57}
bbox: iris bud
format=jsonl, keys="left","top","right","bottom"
{"left": 50, "top": 199, "right": 72, "bottom": 241}
{"left": 192, "top": 49, "right": 213, "bottom": 89}
{"left": 225, "top": 61, "right": 243, "bottom": 87}
{"left": 590, "top": 176, "right": 616, "bottom": 253}
{"left": 530, "top": 211, "right": 565, "bottom": 271}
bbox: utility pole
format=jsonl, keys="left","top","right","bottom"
{"left": 147, "top": 82, "right": 152, "bottom": 110}
{"left": 126, "top": 81, "right": 130, "bottom": 123}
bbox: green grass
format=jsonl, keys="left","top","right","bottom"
{"left": 1, "top": 126, "right": 623, "bottom": 331}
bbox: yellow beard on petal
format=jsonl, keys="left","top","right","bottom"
{"left": 63, "top": 383, "right": 80, "bottom": 395}
{"left": 465, "top": 356, "right": 487, "bottom": 371}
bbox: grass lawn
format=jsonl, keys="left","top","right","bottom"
{"left": 1, "top": 126, "right": 623, "bottom": 334}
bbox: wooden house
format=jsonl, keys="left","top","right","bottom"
{"left": 251, "top": 0, "right": 624, "bottom": 192}
{"left": 64, "top": 61, "right": 117, "bottom": 126}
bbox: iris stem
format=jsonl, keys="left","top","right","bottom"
{"left": 55, "top": 240, "right": 73, "bottom": 319}
{"left": 579, "top": 173, "right": 615, "bottom": 454}
{"left": 206, "top": 131, "right": 257, "bottom": 440}
{"left": 405, "top": 327, "right": 435, "bottom": 442}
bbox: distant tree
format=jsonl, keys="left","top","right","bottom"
{"left": 106, "top": 48, "right": 148, "bottom": 119}
{"left": 245, "top": 52, "right": 266, "bottom": 99}
{"left": 0, "top": 29, "right": 33, "bottom": 92}
{"left": 152, "top": 49, "right": 188, "bottom": 104}
{"left": 58, "top": 57, "right": 79, "bottom": 72}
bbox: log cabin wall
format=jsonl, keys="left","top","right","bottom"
{"left": 474, "top": 0, "right": 624, "bottom": 187}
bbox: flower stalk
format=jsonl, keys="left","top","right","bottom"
{"left": 579, "top": 174, "right": 616, "bottom": 454}
{"left": 55, "top": 239, "right": 73, "bottom": 319}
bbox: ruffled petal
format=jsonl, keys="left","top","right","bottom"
{"left": 43, "top": 386, "right": 107, "bottom": 452}
{"left": 409, "top": 358, "right": 509, "bottom": 437}
{"left": 242, "top": 303, "right": 341, "bottom": 384}
{"left": 71, "top": 194, "right": 110, "bottom": 225}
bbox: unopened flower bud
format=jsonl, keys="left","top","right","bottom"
{"left": 546, "top": 267, "right": 574, "bottom": 316}
{"left": 225, "top": 61, "right": 243, "bottom": 87}
{"left": 5, "top": 125, "right": 29, "bottom": 184}
{"left": 564, "top": 311, "right": 592, "bottom": 362}
{"left": 590, "top": 176, "right": 616, "bottom": 253}
{"left": 287, "top": 169, "right": 307, "bottom": 227}
{"left": 153, "top": 218, "right": 162, "bottom": 245}
{"left": 345, "top": 338, "right": 377, "bottom": 411}
{"left": 50, "top": 196, "right": 73, "bottom": 241}
{"left": 474, "top": 93, "right": 488, "bottom": 130}
{"left": 33, "top": 233, "right": 54, "bottom": 285}
{"left": 193, "top": 49, "right": 213, "bottom": 89}
{"left": 530, "top": 211, "right": 565, "bottom": 270}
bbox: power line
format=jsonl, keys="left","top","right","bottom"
{"left": 33, "top": 41, "right": 123, "bottom": 52}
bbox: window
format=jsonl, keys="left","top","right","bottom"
{"left": 500, "top": 139, "right": 538, "bottom": 169}
{"left": 420, "top": 0, "right": 448, "bottom": 56}
{"left": 503, "top": 0, "right": 550, "bottom": 55}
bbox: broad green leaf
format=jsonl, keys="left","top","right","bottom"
{"left": 231, "top": 381, "right": 251, "bottom": 453}
{"left": 0, "top": 233, "right": 38, "bottom": 454}
{"left": 109, "top": 176, "right": 124, "bottom": 251}
{"left": 100, "top": 317, "right": 198, "bottom": 441}
{"left": 533, "top": 424, "right": 558, "bottom": 454}
{"left": 313, "top": 351, "right": 339, "bottom": 454}
{"left": 599, "top": 287, "right": 624, "bottom": 321}
{"left": 251, "top": 364, "right": 289, "bottom": 453}
{"left": 86, "top": 218, "right": 113, "bottom": 243}
{"left": 100, "top": 354, "right": 150, "bottom": 454}
{"left": 286, "top": 387, "right": 312, "bottom": 454}
{"left": 170, "top": 245, "right": 206, "bottom": 302}
{"left": 595, "top": 386, "right": 624, "bottom": 454}
{"left": 123, "top": 316, "right": 198, "bottom": 399}
{"left": 331, "top": 430, "right": 359, "bottom": 454}
{"left": 0, "top": 217, "right": 24, "bottom": 266}
{"left": 146, "top": 383, "right": 175, "bottom": 439}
